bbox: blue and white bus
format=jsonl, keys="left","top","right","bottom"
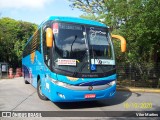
{"left": 22, "top": 16, "right": 126, "bottom": 102}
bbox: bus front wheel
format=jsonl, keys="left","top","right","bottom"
{"left": 37, "top": 80, "right": 48, "bottom": 100}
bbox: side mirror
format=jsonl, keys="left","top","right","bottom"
{"left": 111, "top": 34, "right": 126, "bottom": 52}
{"left": 46, "top": 28, "right": 53, "bottom": 48}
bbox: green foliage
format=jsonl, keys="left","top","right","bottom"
{"left": 0, "top": 17, "right": 37, "bottom": 68}
{"left": 69, "top": 0, "right": 107, "bottom": 22}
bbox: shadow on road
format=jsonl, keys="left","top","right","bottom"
{"left": 54, "top": 88, "right": 132, "bottom": 109}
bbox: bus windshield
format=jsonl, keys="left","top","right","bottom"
{"left": 53, "top": 22, "right": 114, "bottom": 76}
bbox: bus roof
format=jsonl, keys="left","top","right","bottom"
{"left": 39, "top": 16, "right": 107, "bottom": 28}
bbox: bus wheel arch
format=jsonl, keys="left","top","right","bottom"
{"left": 37, "top": 75, "right": 48, "bottom": 100}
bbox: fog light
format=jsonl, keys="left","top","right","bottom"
{"left": 57, "top": 92, "right": 65, "bottom": 99}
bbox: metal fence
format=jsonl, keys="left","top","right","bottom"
{"left": 117, "top": 63, "right": 160, "bottom": 88}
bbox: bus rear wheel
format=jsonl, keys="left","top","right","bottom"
{"left": 24, "top": 79, "right": 30, "bottom": 84}
{"left": 37, "top": 80, "right": 48, "bottom": 100}
{"left": 24, "top": 75, "right": 29, "bottom": 84}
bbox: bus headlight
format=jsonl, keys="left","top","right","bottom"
{"left": 108, "top": 80, "right": 116, "bottom": 86}
{"left": 49, "top": 77, "right": 69, "bottom": 88}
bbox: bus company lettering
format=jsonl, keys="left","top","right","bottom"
{"left": 90, "top": 27, "right": 106, "bottom": 38}
{"left": 58, "top": 59, "right": 76, "bottom": 66}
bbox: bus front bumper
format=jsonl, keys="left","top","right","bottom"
{"left": 47, "top": 80, "right": 116, "bottom": 102}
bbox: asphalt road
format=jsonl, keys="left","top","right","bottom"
{"left": 0, "top": 77, "right": 160, "bottom": 119}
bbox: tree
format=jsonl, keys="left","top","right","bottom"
{"left": 0, "top": 17, "right": 37, "bottom": 68}
{"left": 69, "top": 0, "right": 107, "bottom": 22}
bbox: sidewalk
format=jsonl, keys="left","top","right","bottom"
{"left": 117, "top": 86, "right": 160, "bottom": 93}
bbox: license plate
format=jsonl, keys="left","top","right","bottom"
{"left": 85, "top": 94, "right": 96, "bottom": 99}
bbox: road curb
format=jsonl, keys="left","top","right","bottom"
{"left": 117, "top": 87, "right": 160, "bottom": 93}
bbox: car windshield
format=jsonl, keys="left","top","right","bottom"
{"left": 53, "top": 22, "right": 114, "bottom": 74}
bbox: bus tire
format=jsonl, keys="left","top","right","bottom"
{"left": 24, "top": 79, "right": 30, "bottom": 84}
{"left": 37, "top": 80, "right": 48, "bottom": 100}
{"left": 24, "top": 75, "right": 29, "bottom": 84}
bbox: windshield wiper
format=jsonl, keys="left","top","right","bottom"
{"left": 70, "top": 35, "right": 77, "bottom": 53}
